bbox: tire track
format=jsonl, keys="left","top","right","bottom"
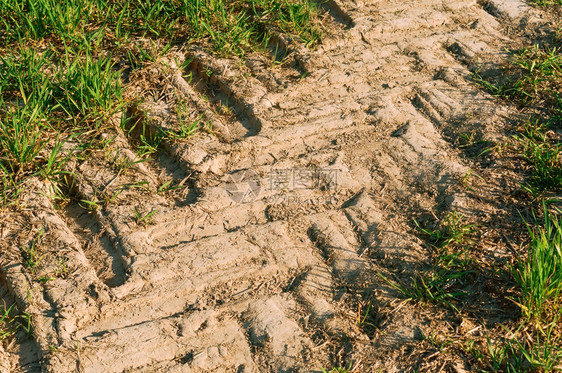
{"left": 0, "top": 0, "right": 550, "bottom": 370}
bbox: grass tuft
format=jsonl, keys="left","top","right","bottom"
{"left": 415, "top": 212, "right": 479, "bottom": 248}
{"left": 512, "top": 207, "right": 562, "bottom": 323}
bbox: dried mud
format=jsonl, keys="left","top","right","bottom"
{"left": 0, "top": 0, "right": 556, "bottom": 371}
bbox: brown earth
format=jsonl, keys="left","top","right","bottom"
{"left": 0, "top": 0, "right": 557, "bottom": 371}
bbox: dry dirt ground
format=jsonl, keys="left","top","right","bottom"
{"left": 0, "top": 0, "right": 557, "bottom": 371}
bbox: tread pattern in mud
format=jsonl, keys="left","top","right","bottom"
{"left": 0, "top": 0, "right": 544, "bottom": 371}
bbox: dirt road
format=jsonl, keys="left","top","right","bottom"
{"left": 0, "top": 0, "right": 550, "bottom": 371}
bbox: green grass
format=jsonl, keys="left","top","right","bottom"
{"left": 0, "top": 302, "right": 19, "bottom": 341}
{"left": 415, "top": 212, "right": 479, "bottom": 248}
{"left": 0, "top": 42, "right": 123, "bottom": 204}
{"left": 475, "top": 207, "right": 562, "bottom": 372}
{"left": 381, "top": 251, "right": 471, "bottom": 312}
{"left": 467, "top": 319, "right": 562, "bottom": 372}
{"left": 0, "top": 0, "right": 323, "bottom": 208}
{"left": 406, "top": 271, "right": 469, "bottom": 311}
{"left": 171, "top": 101, "right": 208, "bottom": 140}
{"left": 512, "top": 207, "right": 562, "bottom": 323}
{"left": 421, "top": 330, "right": 454, "bottom": 353}
{"left": 121, "top": 101, "right": 213, "bottom": 160}
{"left": 378, "top": 212, "right": 477, "bottom": 311}
{"left": 133, "top": 206, "right": 158, "bottom": 226}
{"left": 473, "top": 43, "right": 561, "bottom": 195}
{"left": 509, "top": 46, "right": 561, "bottom": 112}
{"left": 530, "top": 0, "right": 562, "bottom": 6}
{"left": 0, "top": 0, "right": 323, "bottom": 56}
{"left": 518, "top": 120, "right": 562, "bottom": 195}
{"left": 21, "top": 228, "right": 44, "bottom": 276}
{"left": 423, "top": 208, "right": 562, "bottom": 372}
{"left": 0, "top": 300, "right": 31, "bottom": 342}
{"left": 463, "top": 23, "right": 562, "bottom": 368}
{"left": 320, "top": 364, "right": 353, "bottom": 373}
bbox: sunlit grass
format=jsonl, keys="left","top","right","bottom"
{"left": 0, "top": 0, "right": 323, "bottom": 207}
{"left": 513, "top": 208, "right": 562, "bottom": 323}
{"left": 473, "top": 43, "right": 561, "bottom": 195}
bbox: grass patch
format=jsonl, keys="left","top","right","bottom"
{"left": 381, "top": 213, "right": 476, "bottom": 312}
{"left": 381, "top": 250, "right": 472, "bottom": 312}
{"left": 0, "top": 302, "right": 20, "bottom": 341}
{"left": 0, "top": 44, "right": 122, "bottom": 205}
{"left": 512, "top": 207, "right": 562, "bottom": 324}
{"left": 0, "top": 301, "right": 31, "bottom": 342}
{"left": 530, "top": 0, "right": 562, "bottom": 6}
{"left": 473, "top": 43, "right": 561, "bottom": 195}
{"left": 320, "top": 364, "right": 353, "bottom": 373}
{"left": 0, "top": 0, "right": 323, "bottom": 56}
{"left": 415, "top": 212, "right": 479, "bottom": 248}
{"left": 474, "top": 45, "right": 561, "bottom": 117}
{"left": 0, "top": 0, "right": 324, "bottom": 208}
{"left": 518, "top": 119, "right": 562, "bottom": 195}
{"left": 469, "top": 208, "right": 562, "bottom": 372}
{"left": 469, "top": 16, "right": 562, "bottom": 367}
